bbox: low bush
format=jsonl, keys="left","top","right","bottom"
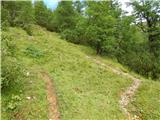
{"left": 117, "top": 48, "right": 160, "bottom": 80}
{"left": 61, "top": 29, "right": 79, "bottom": 43}
{"left": 1, "top": 35, "right": 24, "bottom": 89}
{"left": 1, "top": 57, "right": 24, "bottom": 89}
{"left": 24, "top": 45, "right": 44, "bottom": 58}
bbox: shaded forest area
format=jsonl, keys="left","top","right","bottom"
{"left": 2, "top": 0, "right": 160, "bottom": 82}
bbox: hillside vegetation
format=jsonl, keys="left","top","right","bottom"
{"left": 2, "top": 26, "right": 160, "bottom": 120}
{"left": 1, "top": 1, "right": 160, "bottom": 120}
{"left": 2, "top": 1, "right": 160, "bottom": 80}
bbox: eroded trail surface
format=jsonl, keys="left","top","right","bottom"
{"left": 86, "top": 56, "right": 141, "bottom": 120}
{"left": 41, "top": 72, "right": 60, "bottom": 120}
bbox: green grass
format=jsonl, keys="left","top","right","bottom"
{"left": 128, "top": 80, "right": 160, "bottom": 120}
{"left": 1, "top": 27, "right": 48, "bottom": 120}
{"left": 1, "top": 59, "right": 48, "bottom": 119}
{"left": 2, "top": 25, "right": 160, "bottom": 120}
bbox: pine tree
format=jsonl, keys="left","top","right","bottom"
{"left": 54, "top": 1, "right": 77, "bottom": 32}
{"left": 34, "top": 1, "right": 49, "bottom": 27}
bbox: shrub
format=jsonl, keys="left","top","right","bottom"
{"left": 24, "top": 45, "right": 44, "bottom": 58}
{"left": 1, "top": 35, "right": 24, "bottom": 89}
{"left": 1, "top": 57, "right": 24, "bottom": 89}
{"left": 61, "top": 29, "right": 79, "bottom": 43}
{"left": 1, "top": 6, "right": 10, "bottom": 30}
{"left": 2, "top": 1, "right": 34, "bottom": 35}
{"left": 23, "top": 24, "right": 33, "bottom": 36}
{"left": 117, "top": 47, "right": 160, "bottom": 80}
{"left": 1, "top": 35, "right": 17, "bottom": 57}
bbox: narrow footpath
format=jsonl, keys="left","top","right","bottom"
{"left": 86, "top": 56, "right": 141, "bottom": 120}
{"left": 41, "top": 72, "right": 60, "bottom": 120}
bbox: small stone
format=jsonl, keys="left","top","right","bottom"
{"left": 26, "top": 72, "right": 30, "bottom": 76}
{"left": 29, "top": 81, "right": 33, "bottom": 84}
{"left": 26, "top": 96, "right": 31, "bottom": 100}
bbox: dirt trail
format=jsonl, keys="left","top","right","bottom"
{"left": 41, "top": 72, "right": 60, "bottom": 120}
{"left": 86, "top": 56, "right": 141, "bottom": 120}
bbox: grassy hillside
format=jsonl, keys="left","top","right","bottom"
{"left": 128, "top": 80, "right": 160, "bottom": 120}
{"left": 2, "top": 26, "right": 160, "bottom": 120}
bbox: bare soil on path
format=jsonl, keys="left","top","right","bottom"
{"left": 86, "top": 56, "right": 142, "bottom": 120}
{"left": 40, "top": 55, "right": 141, "bottom": 120}
{"left": 41, "top": 72, "right": 60, "bottom": 120}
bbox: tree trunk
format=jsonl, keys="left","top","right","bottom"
{"left": 96, "top": 42, "right": 102, "bottom": 55}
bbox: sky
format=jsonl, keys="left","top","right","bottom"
{"left": 34, "top": 0, "right": 133, "bottom": 14}
{"left": 119, "top": 0, "right": 133, "bottom": 15}
{"left": 43, "top": 0, "right": 58, "bottom": 10}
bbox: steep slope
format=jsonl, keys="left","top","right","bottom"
{"left": 2, "top": 25, "right": 160, "bottom": 120}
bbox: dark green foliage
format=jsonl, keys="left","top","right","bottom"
{"left": 46, "top": 10, "right": 55, "bottom": 31}
{"left": 52, "top": 1, "right": 159, "bottom": 79}
{"left": 34, "top": 1, "right": 49, "bottom": 27}
{"left": 61, "top": 18, "right": 87, "bottom": 44}
{"left": 61, "top": 1, "right": 121, "bottom": 55}
{"left": 24, "top": 45, "right": 44, "bottom": 58}
{"left": 1, "top": 5, "right": 10, "bottom": 30}
{"left": 116, "top": 15, "right": 160, "bottom": 79}
{"left": 34, "top": 1, "right": 57, "bottom": 31}
{"left": 86, "top": 1, "right": 119, "bottom": 55}
{"left": 117, "top": 43, "right": 160, "bottom": 79}
{"left": 1, "top": 35, "right": 24, "bottom": 89}
{"left": 2, "top": 1, "right": 34, "bottom": 35}
{"left": 61, "top": 29, "right": 78, "bottom": 43}
{"left": 1, "top": 35, "right": 17, "bottom": 57}
{"left": 1, "top": 0, "right": 159, "bottom": 79}
{"left": 54, "top": 1, "right": 77, "bottom": 32}
{"left": 1, "top": 57, "right": 24, "bottom": 89}
{"left": 131, "top": 0, "right": 160, "bottom": 54}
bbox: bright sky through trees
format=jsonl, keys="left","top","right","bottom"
{"left": 32, "top": 0, "right": 133, "bottom": 14}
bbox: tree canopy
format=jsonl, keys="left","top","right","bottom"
{"left": 2, "top": 0, "right": 160, "bottom": 79}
